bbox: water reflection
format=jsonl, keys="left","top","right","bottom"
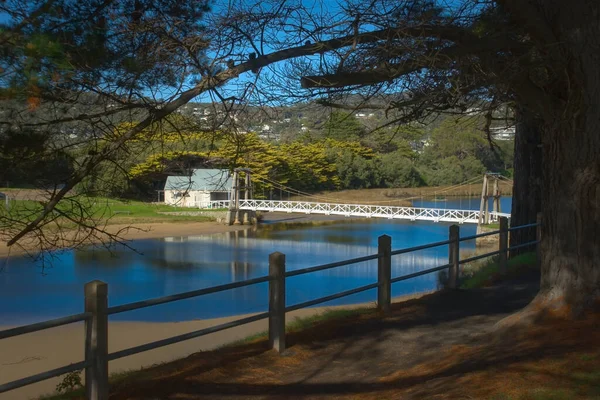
{"left": 0, "top": 218, "right": 480, "bottom": 324}
{"left": 412, "top": 196, "right": 512, "bottom": 211}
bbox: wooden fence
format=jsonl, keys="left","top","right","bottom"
{"left": 0, "top": 215, "right": 542, "bottom": 399}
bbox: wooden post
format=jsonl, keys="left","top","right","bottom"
{"left": 492, "top": 177, "right": 499, "bottom": 221}
{"left": 268, "top": 252, "right": 286, "bottom": 353}
{"left": 85, "top": 280, "right": 108, "bottom": 400}
{"left": 229, "top": 170, "right": 237, "bottom": 211}
{"left": 377, "top": 235, "right": 392, "bottom": 314}
{"left": 233, "top": 171, "right": 241, "bottom": 225}
{"left": 477, "top": 174, "right": 488, "bottom": 233}
{"left": 536, "top": 212, "right": 542, "bottom": 270}
{"left": 448, "top": 225, "right": 460, "bottom": 289}
{"left": 499, "top": 217, "right": 509, "bottom": 275}
{"left": 243, "top": 172, "right": 251, "bottom": 224}
{"left": 494, "top": 177, "right": 502, "bottom": 215}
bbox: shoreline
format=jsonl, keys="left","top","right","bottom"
{"left": 0, "top": 221, "right": 250, "bottom": 259}
{"left": 0, "top": 292, "right": 431, "bottom": 400}
{"left": 0, "top": 212, "right": 364, "bottom": 259}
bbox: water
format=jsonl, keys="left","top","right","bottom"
{"left": 0, "top": 197, "right": 511, "bottom": 325}
{"left": 412, "top": 196, "right": 512, "bottom": 212}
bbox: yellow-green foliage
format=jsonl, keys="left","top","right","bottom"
{"left": 111, "top": 115, "right": 221, "bottom": 144}
{"left": 323, "top": 138, "right": 376, "bottom": 159}
{"left": 278, "top": 141, "right": 340, "bottom": 190}
{"left": 128, "top": 132, "right": 374, "bottom": 193}
{"left": 129, "top": 151, "right": 209, "bottom": 178}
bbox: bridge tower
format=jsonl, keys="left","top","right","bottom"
{"left": 477, "top": 173, "right": 502, "bottom": 233}
{"left": 227, "top": 168, "right": 256, "bottom": 225}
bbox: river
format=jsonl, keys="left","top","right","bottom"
{"left": 0, "top": 196, "right": 512, "bottom": 325}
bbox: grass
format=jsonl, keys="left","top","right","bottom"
{"left": 481, "top": 222, "right": 501, "bottom": 230}
{"left": 491, "top": 389, "right": 578, "bottom": 400}
{"left": 460, "top": 252, "right": 538, "bottom": 289}
{"left": 38, "top": 294, "right": 600, "bottom": 400}
{"left": 0, "top": 196, "right": 218, "bottom": 227}
{"left": 222, "top": 307, "right": 374, "bottom": 348}
{"left": 486, "top": 363, "right": 600, "bottom": 400}
{"left": 289, "top": 183, "right": 512, "bottom": 205}
{"left": 40, "top": 307, "right": 375, "bottom": 400}
{"left": 40, "top": 296, "right": 600, "bottom": 400}
{"left": 39, "top": 368, "right": 148, "bottom": 400}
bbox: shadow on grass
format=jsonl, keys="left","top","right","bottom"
{"left": 96, "top": 280, "right": 549, "bottom": 400}
{"left": 44, "top": 277, "right": 558, "bottom": 400}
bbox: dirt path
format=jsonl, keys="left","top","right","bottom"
{"left": 108, "top": 280, "right": 541, "bottom": 400}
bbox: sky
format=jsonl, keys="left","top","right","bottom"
{"left": 0, "top": 0, "right": 479, "bottom": 107}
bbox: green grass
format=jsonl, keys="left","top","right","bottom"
{"left": 0, "top": 196, "right": 219, "bottom": 227}
{"left": 39, "top": 368, "right": 150, "bottom": 400}
{"left": 40, "top": 389, "right": 84, "bottom": 400}
{"left": 481, "top": 222, "right": 500, "bottom": 230}
{"left": 287, "top": 308, "right": 372, "bottom": 331}
{"left": 460, "top": 252, "right": 538, "bottom": 289}
{"left": 222, "top": 308, "right": 373, "bottom": 348}
{"left": 580, "top": 354, "right": 597, "bottom": 362}
{"left": 493, "top": 389, "right": 576, "bottom": 400}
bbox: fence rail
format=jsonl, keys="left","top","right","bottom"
{"left": 0, "top": 214, "right": 542, "bottom": 399}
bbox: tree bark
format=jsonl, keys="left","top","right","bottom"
{"left": 510, "top": 107, "right": 542, "bottom": 256}
{"left": 524, "top": 0, "right": 600, "bottom": 316}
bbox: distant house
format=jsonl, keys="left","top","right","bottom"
{"left": 163, "top": 169, "right": 232, "bottom": 207}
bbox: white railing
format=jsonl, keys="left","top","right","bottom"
{"left": 196, "top": 200, "right": 230, "bottom": 209}
{"left": 195, "top": 199, "right": 509, "bottom": 224}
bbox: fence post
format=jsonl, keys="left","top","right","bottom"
{"left": 85, "top": 280, "right": 108, "bottom": 400}
{"left": 269, "top": 252, "right": 286, "bottom": 353}
{"left": 536, "top": 212, "right": 542, "bottom": 270}
{"left": 499, "top": 217, "right": 509, "bottom": 275}
{"left": 377, "top": 235, "right": 392, "bottom": 314}
{"left": 448, "top": 225, "right": 460, "bottom": 289}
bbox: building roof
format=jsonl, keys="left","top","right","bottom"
{"left": 164, "top": 169, "right": 232, "bottom": 192}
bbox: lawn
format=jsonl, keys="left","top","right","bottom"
{"left": 0, "top": 196, "right": 221, "bottom": 227}
{"left": 460, "top": 252, "right": 538, "bottom": 289}
{"left": 289, "top": 182, "right": 513, "bottom": 205}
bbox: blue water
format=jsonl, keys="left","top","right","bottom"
{"left": 412, "top": 196, "right": 512, "bottom": 212}
{"left": 0, "top": 198, "right": 510, "bottom": 325}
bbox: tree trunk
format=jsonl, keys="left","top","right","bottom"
{"left": 510, "top": 107, "right": 542, "bottom": 257}
{"left": 527, "top": 0, "right": 600, "bottom": 316}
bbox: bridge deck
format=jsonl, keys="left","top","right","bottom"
{"left": 198, "top": 200, "right": 509, "bottom": 224}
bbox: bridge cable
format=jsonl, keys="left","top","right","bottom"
{"left": 253, "top": 175, "right": 482, "bottom": 205}
{"left": 251, "top": 175, "right": 484, "bottom": 205}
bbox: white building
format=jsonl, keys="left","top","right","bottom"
{"left": 163, "top": 169, "right": 232, "bottom": 207}
{"left": 490, "top": 126, "right": 516, "bottom": 141}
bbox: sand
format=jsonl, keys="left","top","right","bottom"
{"left": 0, "top": 303, "right": 376, "bottom": 400}
{"left": 0, "top": 211, "right": 359, "bottom": 259}
{"left": 0, "top": 221, "right": 250, "bottom": 259}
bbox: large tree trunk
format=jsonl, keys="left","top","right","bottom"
{"left": 527, "top": 0, "right": 600, "bottom": 316}
{"left": 510, "top": 107, "right": 542, "bottom": 256}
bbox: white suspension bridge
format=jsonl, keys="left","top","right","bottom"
{"left": 196, "top": 172, "right": 512, "bottom": 225}
{"left": 198, "top": 199, "right": 509, "bottom": 224}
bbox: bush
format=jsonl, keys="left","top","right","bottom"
{"left": 379, "top": 153, "right": 424, "bottom": 187}
{"left": 55, "top": 370, "right": 83, "bottom": 393}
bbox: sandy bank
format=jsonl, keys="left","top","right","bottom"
{"left": 1, "top": 296, "right": 429, "bottom": 400}
{"left": 0, "top": 221, "right": 251, "bottom": 259}
{"left": 1, "top": 212, "right": 360, "bottom": 259}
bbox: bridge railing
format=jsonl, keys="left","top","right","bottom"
{"left": 196, "top": 200, "right": 231, "bottom": 209}
{"left": 192, "top": 199, "right": 511, "bottom": 224}
{"left": 240, "top": 199, "right": 507, "bottom": 223}
{"left": 0, "top": 215, "right": 541, "bottom": 399}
